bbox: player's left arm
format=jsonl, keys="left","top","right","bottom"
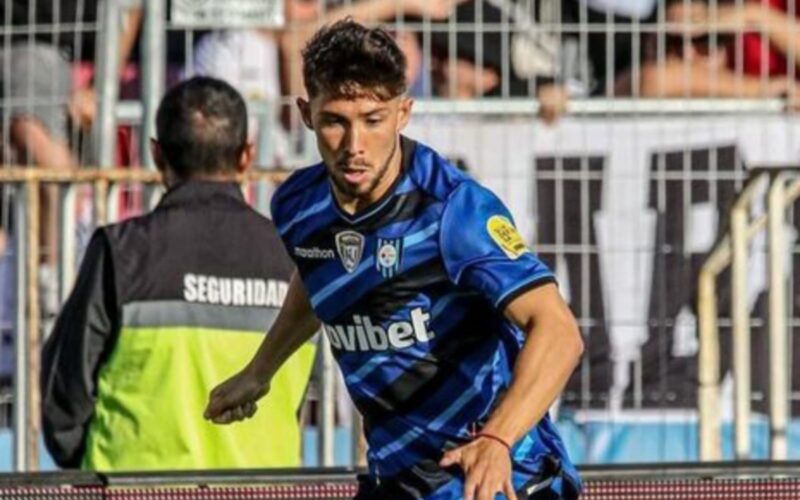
{"left": 485, "top": 283, "right": 583, "bottom": 445}
{"left": 440, "top": 284, "right": 582, "bottom": 500}
{"left": 438, "top": 181, "right": 583, "bottom": 500}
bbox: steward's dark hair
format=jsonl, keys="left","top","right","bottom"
{"left": 302, "top": 19, "right": 407, "bottom": 100}
{"left": 155, "top": 76, "right": 248, "bottom": 177}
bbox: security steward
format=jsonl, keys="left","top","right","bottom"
{"left": 41, "top": 76, "right": 315, "bottom": 470}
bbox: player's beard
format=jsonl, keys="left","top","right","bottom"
{"left": 329, "top": 136, "right": 398, "bottom": 200}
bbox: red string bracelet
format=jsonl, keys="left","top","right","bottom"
{"left": 474, "top": 432, "right": 512, "bottom": 454}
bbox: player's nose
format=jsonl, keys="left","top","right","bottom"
{"left": 344, "top": 124, "right": 366, "bottom": 156}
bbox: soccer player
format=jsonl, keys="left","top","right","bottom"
{"left": 205, "top": 19, "right": 584, "bottom": 500}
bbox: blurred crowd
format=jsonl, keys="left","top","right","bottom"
{"left": 188, "top": 0, "right": 800, "bottom": 125}
{"left": 1, "top": 0, "right": 799, "bottom": 171}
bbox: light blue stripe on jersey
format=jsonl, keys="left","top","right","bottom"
{"left": 278, "top": 197, "right": 331, "bottom": 235}
{"left": 346, "top": 352, "right": 391, "bottom": 386}
{"left": 373, "top": 352, "right": 497, "bottom": 460}
{"left": 427, "top": 478, "right": 463, "bottom": 500}
{"left": 310, "top": 256, "right": 374, "bottom": 308}
{"left": 374, "top": 428, "right": 423, "bottom": 461}
{"left": 513, "top": 434, "right": 536, "bottom": 461}
{"left": 309, "top": 221, "right": 440, "bottom": 308}
{"left": 427, "top": 351, "right": 498, "bottom": 430}
{"left": 404, "top": 220, "right": 440, "bottom": 246}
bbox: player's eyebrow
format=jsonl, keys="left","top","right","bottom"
{"left": 361, "top": 107, "right": 389, "bottom": 118}
{"left": 318, "top": 110, "right": 347, "bottom": 121}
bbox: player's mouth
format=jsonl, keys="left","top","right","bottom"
{"left": 341, "top": 167, "right": 369, "bottom": 185}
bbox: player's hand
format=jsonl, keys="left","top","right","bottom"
{"left": 204, "top": 365, "right": 269, "bottom": 424}
{"left": 439, "top": 437, "right": 518, "bottom": 500}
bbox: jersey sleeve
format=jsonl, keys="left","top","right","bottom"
{"left": 440, "top": 181, "right": 556, "bottom": 311}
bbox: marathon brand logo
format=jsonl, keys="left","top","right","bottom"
{"left": 324, "top": 307, "right": 435, "bottom": 351}
{"left": 294, "top": 246, "right": 336, "bottom": 260}
{"left": 183, "top": 274, "right": 288, "bottom": 307}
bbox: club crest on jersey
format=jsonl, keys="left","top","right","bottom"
{"left": 335, "top": 230, "right": 365, "bottom": 273}
{"left": 376, "top": 237, "right": 403, "bottom": 279}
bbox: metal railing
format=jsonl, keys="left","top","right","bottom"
{"left": 698, "top": 168, "right": 800, "bottom": 461}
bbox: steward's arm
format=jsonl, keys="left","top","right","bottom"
{"left": 41, "top": 230, "right": 119, "bottom": 467}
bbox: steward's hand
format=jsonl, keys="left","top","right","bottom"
{"left": 204, "top": 365, "right": 269, "bottom": 424}
{"left": 440, "top": 436, "right": 518, "bottom": 500}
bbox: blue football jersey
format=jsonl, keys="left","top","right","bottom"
{"left": 272, "top": 137, "right": 580, "bottom": 498}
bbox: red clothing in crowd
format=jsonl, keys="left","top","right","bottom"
{"left": 733, "top": 0, "right": 798, "bottom": 76}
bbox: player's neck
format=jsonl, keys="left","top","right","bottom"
{"left": 334, "top": 142, "right": 402, "bottom": 215}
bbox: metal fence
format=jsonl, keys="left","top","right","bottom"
{"left": 2, "top": 0, "right": 800, "bottom": 473}
{"left": 698, "top": 168, "right": 800, "bottom": 461}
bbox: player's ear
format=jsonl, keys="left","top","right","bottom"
{"left": 296, "top": 97, "right": 313, "bottom": 130}
{"left": 396, "top": 96, "right": 413, "bottom": 131}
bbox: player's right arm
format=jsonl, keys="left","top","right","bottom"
{"left": 203, "top": 270, "right": 320, "bottom": 424}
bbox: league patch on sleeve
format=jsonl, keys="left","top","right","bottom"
{"left": 487, "top": 215, "right": 530, "bottom": 260}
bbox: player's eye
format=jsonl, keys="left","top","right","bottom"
{"left": 366, "top": 116, "right": 384, "bottom": 126}
{"left": 321, "top": 115, "right": 344, "bottom": 126}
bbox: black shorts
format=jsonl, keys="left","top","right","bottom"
{"left": 354, "top": 456, "right": 580, "bottom": 500}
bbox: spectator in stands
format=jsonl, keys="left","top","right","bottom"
{"left": 627, "top": 0, "right": 796, "bottom": 98}
{"left": 0, "top": 1, "right": 88, "bottom": 291}
{"left": 191, "top": 29, "right": 292, "bottom": 163}
{"left": 430, "top": 1, "right": 528, "bottom": 98}
{"left": 40, "top": 77, "right": 316, "bottom": 470}
{"left": 0, "top": 1, "right": 141, "bottom": 325}
{"left": 278, "top": 0, "right": 466, "bottom": 96}
{"left": 190, "top": 0, "right": 462, "bottom": 162}
{"left": 667, "top": 0, "right": 800, "bottom": 80}
{"left": 560, "top": 0, "right": 658, "bottom": 97}
{"left": 525, "top": 0, "right": 659, "bottom": 122}
{"left": 427, "top": 0, "right": 569, "bottom": 123}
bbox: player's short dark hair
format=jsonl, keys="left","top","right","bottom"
{"left": 155, "top": 76, "right": 248, "bottom": 177}
{"left": 302, "top": 18, "right": 407, "bottom": 100}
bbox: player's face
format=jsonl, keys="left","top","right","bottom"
{"left": 299, "top": 90, "right": 413, "bottom": 206}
